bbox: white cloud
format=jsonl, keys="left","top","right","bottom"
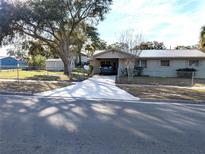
{"left": 98, "top": 0, "right": 205, "bottom": 48}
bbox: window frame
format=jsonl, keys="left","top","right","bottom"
{"left": 141, "top": 60, "right": 147, "bottom": 68}
{"left": 189, "top": 60, "right": 199, "bottom": 67}
{"left": 160, "top": 60, "right": 170, "bottom": 67}
{"left": 135, "top": 60, "right": 147, "bottom": 68}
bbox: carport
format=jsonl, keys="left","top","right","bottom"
{"left": 96, "top": 58, "right": 118, "bottom": 75}
{"left": 91, "top": 49, "right": 135, "bottom": 75}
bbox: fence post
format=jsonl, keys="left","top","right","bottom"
{"left": 191, "top": 72, "right": 194, "bottom": 86}
{"left": 17, "top": 63, "right": 20, "bottom": 88}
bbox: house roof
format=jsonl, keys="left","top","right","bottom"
{"left": 93, "top": 49, "right": 205, "bottom": 59}
{"left": 93, "top": 49, "right": 136, "bottom": 58}
{"left": 137, "top": 50, "right": 205, "bottom": 58}
{"left": 0, "top": 56, "right": 16, "bottom": 60}
{"left": 0, "top": 56, "right": 7, "bottom": 60}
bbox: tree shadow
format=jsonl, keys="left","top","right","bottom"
{"left": 0, "top": 96, "right": 205, "bottom": 153}
{"left": 25, "top": 75, "right": 61, "bottom": 81}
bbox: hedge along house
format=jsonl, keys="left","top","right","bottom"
{"left": 91, "top": 49, "right": 205, "bottom": 78}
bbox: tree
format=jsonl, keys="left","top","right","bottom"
{"left": 152, "top": 41, "right": 166, "bottom": 50}
{"left": 107, "top": 42, "right": 128, "bottom": 50}
{"left": 118, "top": 29, "right": 143, "bottom": 50}
{"left": 116, "top": 29, "right": 143, "bottom": 81}
{"left": 0, "top": 0, "right": 112, "bottom": 75}
{"left": 85, "top": 26, "right": 107, "bottom": 56}
{"left": 134, "top": 41, "right": 166, "bottom": 50}
{"left": 174, "top": 45, "right": 198, "bottom": 50}
{"left": 4, "top": 34, "right": 31, "bottom": 59}
{"left": 27, "top": 54, "right": 46, "bottom": 70}
{"left": 7, "top": 49, "right": 27, "bottom": 59}
{"left": 200, "top": 26, "right": 205, "bottom": 50}
{"left": 72, "top": 23, "right": 104, "bottom": 65}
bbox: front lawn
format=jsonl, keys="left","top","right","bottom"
{"left": 117, "top": 76, "right": 205, "bottom": 87}
{"left": 118, "top": 85, "right": 205, "bottom": 102}
{"left": 0, "top": 69, "right": 88, "bottom": 81}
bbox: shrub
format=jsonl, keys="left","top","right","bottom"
{"left": 134, "top": 66, "right": 144, "bottom": 76}
{"left": 176, "top": 68, "right": 196, "bottom": 78}
{"left": 176, "top": 68, "right": 197, "bottom": 72}
{"left": 89, "top": 65, "right": 94, "bottom": 74}
{"left": 28, "top": 55, "right": 46, "bottom": 70}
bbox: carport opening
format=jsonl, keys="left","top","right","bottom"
{"left": 99, "top": 58, "right": 119, "bottom": 75}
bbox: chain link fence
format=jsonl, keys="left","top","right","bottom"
{"left": 0, "top": 65, "right": 89, "bottom": 82}
{"left": 116, "top": 67, "right": 205, "bottom": 87}
{"left": 0, "top": 64, "right": 93, "bottom": 94}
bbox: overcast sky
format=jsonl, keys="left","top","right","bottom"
{"left": 97, "top": 0, "right": 205, "bottom": 48}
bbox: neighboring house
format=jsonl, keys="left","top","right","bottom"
{"left": 0, "top": 56, "right": 27, "bottom": 69}
{"left": 0, "top": 56, "right": 17, "bottom": 69}
{"left": 91, "top": 49, "right": 205, "bottom": 78}
{"left": 46, "top": 54, "right": 89, "bottom": 71}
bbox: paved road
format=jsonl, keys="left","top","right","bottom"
{"left": 0, "top": 95, "right": 205, "bottom": 154}
{"left": 36, "top": 75, "right": 139, "bottom": 101}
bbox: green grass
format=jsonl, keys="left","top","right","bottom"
{"left": 0, "top": 69, "right": 89, "bottom": 81}
{"left": 0, "top": 70, "right": 68, "bottom": 81}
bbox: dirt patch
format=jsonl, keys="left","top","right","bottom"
{"left": 117, "top": 77, "right": 205, "bottom": 87}
{"left": 118, "top": 85, "right": 205, "bottom": 102}
{"left": 0, "top": 81, "right": 71, "bottom": 94}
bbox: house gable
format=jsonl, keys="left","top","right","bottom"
{"left": 93, "top": 50, "right": 135, "bottom": 59}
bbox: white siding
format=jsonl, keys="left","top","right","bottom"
{"left": 46, "top": 58, "right": 78, "bottom": 71}
{"left": 196, "top": 60, "right": 205, "bottom": 78}
{"left": 143, "top": 59, "right": 205, "bottom": 78}
{"left": 46, "top": 60, "right": 64, "bottom": 71}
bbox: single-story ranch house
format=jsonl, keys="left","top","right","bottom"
{"left": 91, "top": 49, "right": 205, "bottom": 78}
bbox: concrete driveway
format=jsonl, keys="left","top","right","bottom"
{"left": 1, "top": 95, "right": 205, "bottom": 154}
{"left": 36, "top": 75, "right": 139, "bottom": 101}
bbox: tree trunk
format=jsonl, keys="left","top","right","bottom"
{"left": 62, "top": 59, "right": 72, "bottom": 75}
{"left": 78, "top": 52, "right": 82, "bottom": 65}
{"left": 63, "top": 61, "right": 69, "bottom": 75}
{"left": 57, "top": 39, "right": 73, "bottom": 76}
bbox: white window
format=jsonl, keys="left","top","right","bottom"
{"left": 141, "top": 60, "right": 147, "bottom": 68}
{"left": 135, "top": 60, "right": 147, "bottom": 68}
{"left": 189, "top": 60, "right": 199, "bottom": 67}
{"left": 161, "top": 60, "right": 170, "bottom": 67}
